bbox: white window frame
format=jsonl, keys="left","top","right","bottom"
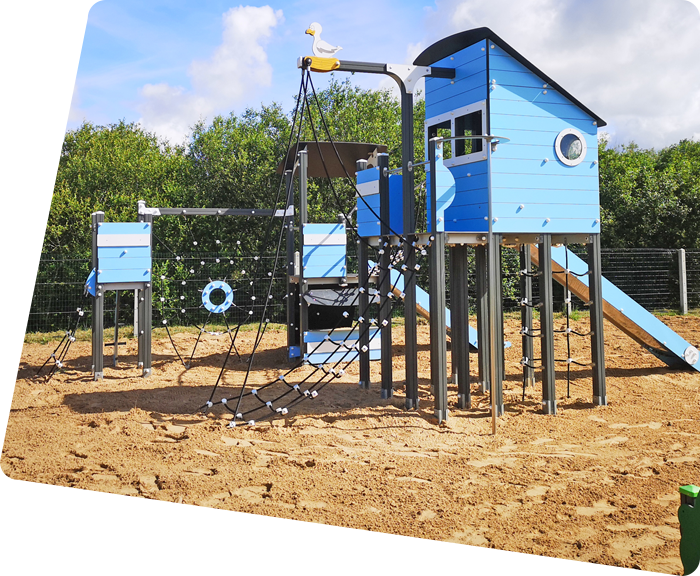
{"left": 424, "top": 101, "right": 488, "bottom": 168}
{"left": 554, "top": 127, "right": 587, "bottom": 166}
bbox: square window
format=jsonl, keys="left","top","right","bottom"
{"left": 455, "top": 111, "right": 483, "bottom": 156}
{"left": 427, "top": 119, "right": 452, "bottom": 159}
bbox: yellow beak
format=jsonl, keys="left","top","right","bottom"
{"left": 305, "top": 28, "right": 315, "bottom": 35}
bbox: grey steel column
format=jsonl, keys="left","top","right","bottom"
{"left": 428, "top": 138, "right": 448, "bottom": 423}
{"left": 113, "top": 290, "right": 120, "bottom": 366}
{"left": 142, "top": 213, "right": 153, "bottom": 377}
{"left": 454, "top": 244, "right": 471, "bottom": 409}
{"left": 495, "top": 240, "right": 504, "bottom": 411}
{"left": 401, "top": 85, "right": 419, "bottom": 411}
{"left": 519, "top": 244, "right": 535, "bottom": 386}
{"left": 298, "top": 150, "right": 308, "bottom": 362}
{"left": 475, "top": 243, "right": 489, "bottom": 393}
{"left": 91, "top": 211, "right": 104, "bottom": 380}
{"left": 588, "top": 234, "right": 607, "bottom": 405}
{"left": 487, "top": 233, "right": 502, "bottom": 430}
{"left": 679, "top": 248, "right": 688, "bottom": 315}
{"left": 378, "top": 153, "right": 393, "bottom": 398}
{"left": 356, "top": 159, "right": 371, "bottom": 389}
{"left": 285, "top": 169, "right": 295, "bottom": 354}
{"left": 539, "top": 235, "right": 556, "bottom": 414}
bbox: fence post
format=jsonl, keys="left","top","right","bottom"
{"left": 679, "top": 248, "right": 688, "bottom": 315}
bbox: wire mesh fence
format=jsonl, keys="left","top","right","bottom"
{"left": 27, "top": 246, "right": 694, "bottom": 334}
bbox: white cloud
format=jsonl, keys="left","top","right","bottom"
{"left": 412, "top": 0, "right": 700, "bottom": 148}
{"left": 0, "top": 70, "right": 80, "bottom": 122}
{"left": 137, "top": 5, "right": 283, "bottom": 144}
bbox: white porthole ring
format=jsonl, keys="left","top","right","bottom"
{"left": 683, "top": 345, "right": 699, "bottom": 366}
{"left": 202, "top": 280, "right": 234, "bottom": 314}
{"left": 554, "top": 128, "right": 587, "bottom": 166}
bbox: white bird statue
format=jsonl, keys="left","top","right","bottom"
{"left": 305, "top": 22, "right": 342, "bottom": 57}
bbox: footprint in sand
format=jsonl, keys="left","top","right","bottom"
{"left": 525, "top": 486, "right": 549, "bottom": 498}
{"left": 575, "top": 499, "right": 616, "bottom": 516}
{"left": 594, "top": 436, "right": 628, "bottom": 446}
{"left": 416, "top": 509, "right": 437, "bottom": 522}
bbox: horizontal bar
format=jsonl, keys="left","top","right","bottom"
{"left": 147, "top": 208, "right": 278, "bottom": 217}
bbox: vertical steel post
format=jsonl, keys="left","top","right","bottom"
{"left": 454, "top": 244, "right": 471, "bottom": 408}
{"left": 519, "top": 244, "right": 535, "bottom": 386}
{"left": 495, "top": 241, "right": 505, "bottom": 401}
{"left": 142, "top": 213, "right": 153, "bottom": 377}
{"left": 298, "top": 150, "right": 308, "bottom": 362}
{"left": 539, "top": 235, "right": 556, "bottom": 414}
{"left": 487, "top": 233, "right": 501, "bottom": 431}
{"left": 428, "top": 138, "right": 448, "bottom": 423}
{"left": 285, "top": 169, "right": 296, "bottom": 354}
{"left": 378, "top": 153, "right": 393, "bottom": 398}
{"left": 475, "top": 243, "right": 489, "bottom": 393}
{"left": 356, "top": 159, "right": 371, "bottom": 389}
{"left": 113, "top": 290, "right": 120, "bottom": 366}
{"left": 679, "top": 248, "right": 688, "bottom": 315}
{"left": 588, "top": 234, "right": 607, "bottom": 405}
{"left": 450, "top": 246, "right": 460, "bottom": 391}
{"left": 401, "top": 85, "right": 419, "bottom": 411}
{"left": 91, "top": 211, "right": 104, "bottom": 380}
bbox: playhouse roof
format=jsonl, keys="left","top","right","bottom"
{"left": 277, "top": 141, "right": 387, "bottom": 177}
{"left": 413, "top": 27, "right": 606, "bottom": 127}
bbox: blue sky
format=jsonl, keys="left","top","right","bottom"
{"left": 68, "top": 0, "right": 700, "bottom": 149}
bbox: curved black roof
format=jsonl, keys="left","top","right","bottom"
{"left": 413, "top": 27, "right": 606, "bottom": 127}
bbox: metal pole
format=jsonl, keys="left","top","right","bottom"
{"left": 428, "top": 138, "right": 448, "bottom": 423}
{"left": 378, "top": 153, "right": 393, "bottom": 398}
{"left": 679, "top": 248, "right": 688, "bottom": 315}
{"left": 539, "top": 235, "right": 556, "bottom": 414}
{"left": 91, "top": 211, "right": 104, "bottom": 380}
{"left": 495, "top": 241, "right": 505, "bottom": 408}
{"left": 475, "top": 243, "right": 489, "bottom": 393}
{"left": 298, "top": 150, "right": 308, "bottom": 362}
{"left": 519, "top": 244, "right": 535, "bottom": 386}
{"left": 454, "top": 244, "right": 471, "bottom": 408}
{"left": 285, "top": 169, "right": 296, "bottom": 355}
{"left": 450, "top": 247, "right": 460, "bottom": 392}
{"left": 487, "top": 233, "right": 500, "bottom": 433}
{"left": 113, "top": 290, "right": 120, "bottom": 366}
{"left": 588, "top": 234, "right": 607, "bottom": 405}
{"left": 356, "top": 159, "right": 371, "bottom": 389}
{"left": 142, "top": 214, "right": 153, "bottom": 377}
{"left": 401, "top": 84, "right": 419, "bottom": 411}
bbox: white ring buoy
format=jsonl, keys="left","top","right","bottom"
{"left": 201, "top": 280, "right": 234, "bottom": 314}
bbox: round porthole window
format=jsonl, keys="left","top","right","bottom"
{"left": 555, "top": 128, "right": 587, "bottom": 166}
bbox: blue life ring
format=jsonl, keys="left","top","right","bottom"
{"left": 201, "top": 280, "right": 234, "bottom": 314}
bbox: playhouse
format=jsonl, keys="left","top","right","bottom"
{"left": 76, "top": 27, "right": 700, "bottom": 430}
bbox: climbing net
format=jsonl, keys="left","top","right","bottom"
{"left": 34, "top": 307, "right": 85, "bottom": 382}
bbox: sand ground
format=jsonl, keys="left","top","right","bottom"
{"left": 3, "top": 315, "right": 700, "bottom": 574}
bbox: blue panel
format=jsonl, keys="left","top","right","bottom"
{"left": 489, "top": 97, "right": 594, "bottom": 122}
{"left": 97, "top": 268, "right": 151, "bottom": 283}
{"left": 453, "top": 172, "right": 489, "bottom": 190}
{"left": 488, "top": 126, "right": 598, "bottom": 149}
{"left": 288, "top": 346, "right": 301, "bottom": 359}
{"left": 98, "top": 222, "right": 151, "bottom": 235}
{"left": 304, "top": 328, "right": 379, "bottom": 343}
{"left": 491, "top": 143, "right": 599, "bottom": 162}
{"left": 491, "top": 172, "right": 598, "bottom": 191}
{"left": 426, "top": 150, "right": 456, "bottom": 233}
{"left": 492, "top": 189, "right": 599, "bottom": 205}
{"left": 490, "top": 83, "right": 581, "bottom": 108}
{"left": 307, "top": 350, "right": 381, "bottom": 365}
{"left": 303, "top": 222, "right": 345, "bottom": 241}
{"left": 427, "top": 69, "right": 488, "bottom": 107}
{"left": 357, "top": 167, "right": 379, "bottom": 185}
{"left": 550, "top": 247, "right": 700, "bottom": 372}
{"left": 491, "top": 69, "right": 552, "bottom": 90}
{"left": 490, "top": 113, "right": 597, "bottom": 136}
{"left": 84, "top": 268, "right": 96, "bottom": 297}
{"left": 426, "top": 86, "right": 489, "bottom": 119}
{"left": 358, "top": 221, "right": 380, "bottom": 238}
{"left": 489, "top": 53, "right": 541, "bottom": 75}
{"left": 492, "top": 202, "right": 599, "bottom": 220}
{"left": 431, "top": 41, "right": 486, "bottom": 68}
{"left": 389, "top": 174, "right": 404, "bottom": 235}
{"left": 97, "top": 246, "right": 151, "bottom": 259}
{"left": 450, "top": 161, "right": 488, "bottom": 177}
{"left": 445, "top": 218, "right": 489, "bottom": 233}
{"left": 304, "top": 264, "right": 347, "bottom": 278}
{"left": 492, "top": 217, "right": 600, "bottom": 234}
{"left": 303, "top": 244, "right": 346, "bottom": 261}
{"left": 491, "top": 157, "right": 599, "bottom": 176}
{"left": 99, "top": 257, "right": 151, "bottom": 271}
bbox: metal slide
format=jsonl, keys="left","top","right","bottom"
{"left": 531, "top": 246, "right": 700, "bottom": 372}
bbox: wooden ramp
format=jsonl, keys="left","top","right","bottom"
{"left": 531, "top": 245, "right": 700, "bottom": 371}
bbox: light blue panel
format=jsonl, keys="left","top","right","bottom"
{"left": 97, "top": 268, "right": 151, "bottom": 283}
{"left": 385, "top": 265, "right": 479, "bottom": 348}
{"left": 490, "top": 84, "right": 580, "bottom": 108}
{"left": 303, "top": 253, "right": 347, "bottom": 268}
{"left": 489, "top": 53, "right": 542, "bottom": 75}
{"left": 97, "top": 246, "right": 151, "bottom": 259}
{"left": 490, "top": 113, "right": 597, "bottom": 136}
{"left": 426, "top": 86, "right": 489, "bottom": 119}
{"left": 303, "top": 222, "right": 345, "bottom": 241}
{"left": 492, "top": 188, "right": 599, "bottom": 205}
{"left": 84, "top": 268, "right": 96, "bottom": 296}
{"left": 426, "top": 150, "right": 456, "bottom": 233}
{"left": 304, "top": 264, "right": 346, "bottom": 278}
{"left": 550, "top": 247, "right": 700, "bottom": 372}
{"left": 489, "top": 97, "right": 594, "bottom": 122}
{"left": 304, "top": 328, "right": 379, "bottom": 343}
{"left": 487, "top": 126, "right": 598, "bottom": 149}
{"left": 99, "top": 256, "right": 151, "bottom": 271}
{"left": 492, "top": 202, "right": 599, "bottom": 220}
{"left": 446, "top": 218, "right": 489, "bottom": 233}
{"left": 491, "top": 157, "right": 599, "bottom": 176}
{"left": 491, "top": 143, "right": 599, "bottom": 162}
{"left": 303, "top": 244, "right": 346, "bottom": 262}
{"left": 453, "top": 173, "right": 489, "bottom": 190}
{"left": 98, "top": 222, "right": 151, "bottom": 235}
{"left": 450, "top": 160, "right": 488, "bottom": 177}
{"left": 493, "top": 217, "right": 600, "bottom": 234}
{"left": 491, "top": 172, "right": 598, "bottom": 191}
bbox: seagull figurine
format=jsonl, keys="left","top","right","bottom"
{"left": 305, "top": 22, "right": 342, "bottom": 57}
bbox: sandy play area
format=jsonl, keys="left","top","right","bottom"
{"left": 3, "top": 315, "right": 700, "bottom": 574}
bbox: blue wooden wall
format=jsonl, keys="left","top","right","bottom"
{"left": 302, "top": 223, "right": 347, "bottom": 278}
{"left": 96, "top": 222, "right": 152, "bottom": 284}
{"left": 355, "top": 168, "right": 404, "bottom": 237}
{"left": 488, "top": 42, "right": 600, "bottom": 234}
{"left": 424, "top": 40, "right": 489, "bottom": 233}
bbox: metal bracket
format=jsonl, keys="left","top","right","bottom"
{"left": 385, "top": 64, "right": 432, "bottom": 94}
